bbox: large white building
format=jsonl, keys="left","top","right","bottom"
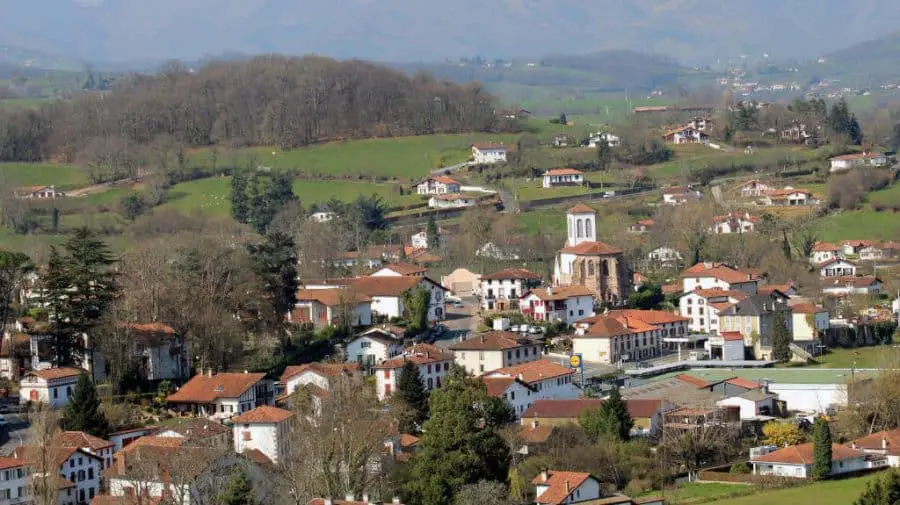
{"left": 290, "top": 289, "right": 373, "bottom": 328}
{"left": 14, "top": 445, "right": 103, "bottom": 505}
{"left": 679, "top": 289, "right": 749, "bottom": 334}
{"left": 374, "top": 344, "right": 454, "bottom": 401}
{"left": 345, "top": 326, "right": 405, "bottom": 366}
{"left": 482, "top": 360, "right": 579, "bottom": 417}
{"left": 0, "top": 457, "right": 30, "bottom": 505}
{"left": 680, "top": 263, "right": 759, "bottom": 293}
{"left": 19, "top": 367, "right": 83, "bottom": 408}
{"left": 751, "top": 443, "right": 870, "bottom": 478}
{"left": 519, "top": 286, "right": 595, "bottom": 325}
{"left": 572, "top": 313, "right": 663, "bottom": 364}
{"left": 829, "top": 152, "right": 888, "bottom": 172}
{"left": 472, "top": 143, "right": 507, "bottom": 164}
{"left": 303, "top": 275, "right": 447, "bottom": 322}
{"left": 449, "top": 331, "right": 543, "bottom": 376}
{"left": 479, "top": 268, "right": 542, "bottom": 312}
{"left": 232, "top": 405, "right": 294, "bottom": 464}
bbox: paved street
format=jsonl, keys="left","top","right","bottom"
{"left": 0, "top": 411, "right": 31, "bottom": 456}
{"left": 434, "top": 296, "right": 480, "bottom": 348}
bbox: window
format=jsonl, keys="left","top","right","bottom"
{"left": 515, "top": 349, "right": 520, "bottom": 358}
{"left": 243, "top": 431, "right": 252, "bottom": 441}
{"left": 436, "top": 377, "right": 441, "bottom": 388}
{"left": 569, "top": 310, "right": 574, "bottom": 316}
{"left": 384, "top": 369, "right": 391, "bottom": 379}
{"left": 698, "top": 299, "right": 705, "bottom": 305}
{"left": 80, "top": 490, "right": 85, "bottom": 503}
{"left": 443, "top": 362, "right": 449, "bottom": 371}
{"left": 687, "top": 307, "right": 692, "bottom": 315}
{"left": 53, "top": 388, "right": 58, "bottom": 399}
{"left": 66, "top": 386, "right": 73, "bottom": 396}
{"left": 687, "top": 299, "right": 693, "bottom": 304}
{"left": 479, "top": 365, "right": 484, "bottom": 373}
{"left": 69, "top": 472, "right": 75, "bottom": 482}
{"left": 360, "top": 341, "right": 371, "bottom": 349}
{"left": 507, "top": 351, "right": 512, "bottom": 360}
{"left": 427, "top": 365, "right": 432, "bottom": 374}
{"left": 479, "top": 352, "right": 484, "bottom": 361}
{"left": 88, "top": 468, "right": 94, "bottom": 479}
{"left": 70, "top": 460, "right": 75, "bottom": 469}
{"left": 578, "top": 309, "right": 584, "bottom": 316}
{"left": 699, "top": 307, "right": 704, "bottom": 315}
{"left": 89, "top": 488, "right": 95, "bottom": 500}
{"left": 510, "top": 391, "right": 515, "bottom": 400}
{"left": 427, "top": 378, "right": 434, "bottom": 389}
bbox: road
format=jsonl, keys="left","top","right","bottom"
{"left": 429, "top": 161, "right": 472, "bottom": 177}
{"left": 0, "top": 411, "right": 31, "bottom": 456}
{"left": 433, "top": 296, "right": 480, "bottom": 348}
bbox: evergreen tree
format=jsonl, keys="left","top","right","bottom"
{"left": 230, "top": 173, "right": 250, "bottom": 223}
{"left": 218, "top": 466, "right": 258, "bottom": 505}
{"left": 854, "top": 469, "right": 900, "bottom": 505}
{"left": 580, "top": 387, "right": 633, "bottom": 441}
{"left": 782, "top": 230, "right": 792, "bottom": 261}
{"left": 402, "top": 286, "right": 431, "bottom": 335}
{"left": 426, "top": 215, "right": 440, "bottom": 250}
{"left": 405, "top": 367, "right": 511, "bottom": 505}
{"left": 771, "top": 310, "right": 792, "bottom": 362}
{"left": 61, "top": 373, "right": 111, "bottom": 437}
{"left": 812, "top": 417, "right": 833, "bottom": 479}
{"left": 269, "top": 173, "right": 297, "bottom": 205}
{"left": 0, "top": 250, "right": 33, "bottom": 339}
{"left": 396, "top": 361, "right": 428, "bottom": 433}
{"left": 247, "top": 231, "right": 299, "bottom": 339}
{"left": 559, "top": 112, "right": 568, "bottom": 125}
{"left": 627, "top": 282, "right": 664, "bottom": 310}
{"left": 596, "top": 139, "right": 613, "bottom": 170}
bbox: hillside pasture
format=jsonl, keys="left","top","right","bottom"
{"left": 0, "top": 162, "right": 88, "bottom": 190}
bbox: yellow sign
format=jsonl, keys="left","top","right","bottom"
{"left": 569, "top": 354, "right": 582, "bottom": 368}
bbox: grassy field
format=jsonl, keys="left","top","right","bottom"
{"left": 868, "top": 183, "right": 900, "bottom": 206}
{"left": 0, "top": 97, "right": 53, "bottom": 110}
{"left": 646, "top": 144, "right": 819, "bottom": 181}
{"left": 809, "top": 344, "right": 900, "bottom": 369}
{"left": 0, "top": 162, "right": 88, "bottom": 190}
{"left": 189, "top": 133, "right": 524, "bottom": 179}
{"left": 649, "top": 482, "right": 754, "bottom": 504}
{"left": 158, "top": 176, "right": 426, "bottom": 216}
{"left": 816, "top": 208, "right": 900, "bottom": 242}
{"left": 710, "top": 473, "right": 878, "bottom": 505}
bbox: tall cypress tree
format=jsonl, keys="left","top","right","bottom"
{"left": 812, "top": 417, "right": 833, "bottom": 479}
{"left": 61, "top": 373, "right": 111, "bottom": 437}
{"left": 772, "top": 310, "right": 792, "bottom": 362}
{"left": 396, "top": 361, "right": 428, "bottom": 433}
{"left": 598, "top": 387, "right": 633, "bottom": 441}
{"left": 426, "top": 215, "right": 440, "bottom": 250}
{"left": 230, "top": 173, "right": 250, "bottom": 223}
{"left": 247, "top": 231, "right": 299, "bottom": 338}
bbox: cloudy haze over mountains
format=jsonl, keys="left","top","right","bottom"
{"left": 3, "top": 0, "right": 900, "bottom": 64}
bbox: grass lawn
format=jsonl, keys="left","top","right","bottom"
{"left": 158, "top": 176, "right": 426, "bottom": 216}
{"left": 515, "top": 181, "right": 595, "bottom": 202}
{"left": 711, "top": 473, "right": 878, "bottom": 505}
{"left": 816, "top": 208, "right": 900, "bottom": 242}
{"left": 868, "top": 183, "right": 900, "bottom": 206}
{"left": 650, "top": 482, "right": 754, "bottom": 504}
{"left": 809, "top": 344, "right": 900, "bottom": 369}
{"left": 189, "top": 133, "right": 524, "bottom": 179}
{"left": 0, "top": 162, "right": 89, "bottom": 190}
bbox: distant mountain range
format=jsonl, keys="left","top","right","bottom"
{"left": 2, "top": 0, "right": 900, "bottom": 65}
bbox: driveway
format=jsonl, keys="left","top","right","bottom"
{"left": 0, "top": 411, "right": 31, "bottom": 456}
{"left": 429, "top": 161, "right": 472, "bottom": 177}
{"left": 434, "top": 296, "right": 480, "bottom": 348}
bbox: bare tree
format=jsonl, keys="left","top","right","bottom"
{"left": 26, "top": 406, "right": 62, "bottom": 505}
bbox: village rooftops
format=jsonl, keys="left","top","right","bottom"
{"left": 812, "top": 241, "right": 841, "bottom": 252}
{"left": 377, "top": 262, "right": 428, "bottom": 276}
{"left": 487, "top": 359, "right": 574, "bottom": 383}
{"left": 54, "top": 431, "right": 113, "bottom": 451}
{"left": 829, "top": 152, "right": 884, "bottom": 161}
{"left": 683, "top": 288, "right": 751, "bottom": 300}
{"left": 559, "top": 241, "right": 624, "bottom": 255}
{"left": 851, "top": 429, "right": 900, "bottom": 456}
{"left": 231, "top": 405, "right": 294, "bottom": 424}
{"left": 822, "top": 276, "right": 881, "bottom": 288}
{"left": 482, "top": 268, "right": 541, "bottom": 281}
{"left": 166, "top": 371, "right": 267, "bottom": 403}
{"left": 449, "top": 331, "right": 539, "bottom": 351}
{"left": 424, "top": 175, "right": 459, "bottom": 185}
{"left": 295, "top": 289, "right": 372, "bottom": 307}
{"left": 544, "top": 168, "right": 584, "bottom": 176}
{"left": 751, "top": 442, "right": 863, "bottom": 464}
{"left": 601, "top": 309, "right": 688, "bottom": 326}
{"left": 280, "top": 362, "right": 360, "bottom": 383}
{"left": 374, "top": 344, "right": 453, "bottom": 369}
{"left": 472, "top": 142, "right": 506, "bottom": 150}
{"left": 567, "top": 203, "right": 595, "bottom": 213}
{"left": 680, "top": 263, "right": 757, "bottom": 284}
{"left": 26, "top": 367, "right": 84, "bottom": 381}
{"left": 525, "top": 286, "right": 595, "bottom": 301}
{"left": 533, "top": 470, "right": 593, "bottom": 505}
{"left": 158, "top": 418, "right": 229, "bottom": 440}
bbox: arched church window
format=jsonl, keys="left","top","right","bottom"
{"left": 584, "top": 218, "right": 593, "bottom": 238}
{"left": 576, "top": 219, "right": 584, "bottom": 238}
{"left": 601, "top": 260, "right": 609, "bottom": 276}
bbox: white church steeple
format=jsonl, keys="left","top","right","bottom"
{"left": 566, "top": 204, "right": 596, "bottom": 247}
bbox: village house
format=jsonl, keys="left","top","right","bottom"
{"left": 166, "top": 371, "right": 274, "bottom": 420}
{"left": 427, "top": 193, "right": 478, "bottom": 209}
{"left": 440, "top": 268, "right": 481, "bottom": 297}
{"left": 19, "top": 367, "right": 83, "bottom": 408}
{"left": 572, "top": 312, "right": 662, "bottom": 364}
{"left": 415, "top": 176, "right": 461, "bottom": 195}
{"left": 587, "top": 131, "right": 620, "bottom": 148}
{"left": 345, "top": 326, "right": 405, "bottom": 367}
{"left": 0, "top": 456, "right": 32, "bottom": 505}
{"left": 647, "top": 246, "right": 682, "bottom": 266}
{"left": 551, "top": 133, "right": 576, "bottom": 148}
{"left": 789, "top": 302, "right": 830, "bottom": 354}
{"left": 14, "top": 444, "right": 103, "bottom": 505}
{"left": 521, "top": 398, "right": 670, "bottom": 438}
{"left": 482, "top": 360, "right": 578, "bottom": 417}
{"left": 106, "top": 323, "right": 191, "bottom": 383}
{"left": 471, "top": 143, "right": 508, "bottom": 164}
{"left": 371, "top": 262, "right": 428, "bottom": 277}
{"left": 715, "top": 389, "right": 779, "bottom": 419}
{"left": 477, "top": 240, "right": 522, "bottom": 261}
{"left": 661, "top": 186, "right": 702, "bottom": 205}
{"left": 349, "top": 275, "right": 446, "bottom": 322}
{"left": 448, "top": 331, "right": 543, "bottom": 375}
{"left": 829, "top": 152, "right": 888, "bottom": 172}
{"left": 479, "top": 268, "right": 542, "bottom": 311}
{"left": 710, "top": 212, "right": 758, "bottom": 234}
{"left": 576, "top": 310, "right": 689, "bottom": 351}
{"left": 663, "top": 126, "right": 710, "bottom": 145}
{"left": 850, "top": 429, "right": 900, "bottom": 467}
{"left": 858, "top": 242, "right": 900, "bottom": 261}
{"left": 310, "top": 211, "right": 337, "bottom": 223}
{"left": 0, "top": 331, "right": 30, "bottom": 380}
{"left": 107, "top": 427, "right": 157, "bottom": 452}
{"left": 154, "top": 417, "right": 232, "bottom": 449}
{"left": 810, "top": 242, "right": 842, "bottom": 264}
{"left": 705, "top": 331, "right": 747, "bottom": 361}
{"left": 330, "top": 244, "right": 404, "bottom": 270}
{"left": 13, "top": 185, "right": 61, "bottom": 199}
{"left": 374, "top": 344, "right": 454, "bottom": 401}
{"left": 750, "top": 443, "right": 871, "bottom": 478}
{"left": 841, "top": 240, "right": 877, "bottom": 256}
{"left": 533, "top": 470, "right": 603, "bottom": 505}
{"left": 681, "top": 263, "right": 759, "bottom": 294}
{"left": 232, "top": 405, "right": 294, "bottom": 464}
{"left": 519, "top": 286, "right": 595, "bottom": 325}
{"left": 289, "top": 289, "right": 373, "bottom": 328}
{"left": 279, "top": 362, "right": 361, "bottom": 399}
{"left": 819, "top": 258, "right": 857, "bottom": 278}
{"left": 553, "top": 204, "right": 631, "bottom": 305}
{"left": 55, "top": 431, "right": 114, "bottom": 471}
{"left": 628, "top": 219, "right": 656, "bottom": 233}
{"left": 821, "top": 276, "right": 883, "bottom": 296}
{"left": 718, "top": 295, "right": 793, "bottom": 360}
{"left": 760, "top": 187, "right": 816, "bottom": 206}
{"left": 679, "top": 289, "right": 750, "bottom": 334}
{"left": 736, "top": 180, "right": 772, "bottom": 198}
{"left": 542, "top": 168, "right": 585, "bottom": 188}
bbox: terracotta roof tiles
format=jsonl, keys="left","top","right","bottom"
{"left": 281, "top": 362, "right": 360, "bottom": 383}
{"left": 231, "top": 405, "right": 294, "bottom": 424}
{"left": 533, "top": 470, "right": 593, "bottom": 505}
{"left": 166, "top": 372, "right": 267, "bottom": 403}
{"left": 449, "top": 331, "right": 539, "bottom": 351}
{"left": 752, "top": 442, "right": 863, "bottom": 464}
{"left": 559, "top": 241, "right": 623, "bottom": 255}
{"left": 482, "top": 268, "right": 541, "bottom": 281}
{"left": 487, "top": 360, "right": 574, "bottom": 383}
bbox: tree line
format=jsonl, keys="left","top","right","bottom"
{"left": 0, "top": 55, "right": 502, "bottom": 169}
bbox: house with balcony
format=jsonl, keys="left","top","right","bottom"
{"left": 679, "top": 289, "right": 750, "bottom": 335}
{"left": 819, "top": 258, "right": 857, "bottom": 278}
{"left": 448, "top": 331, "right": 543, "bottom": 375}
{"left": 519, "top": 286, "right": 595, "bottom": 325}
{"left": 472, "top": 143, "right": 507, "bottom": 164}
{"left": 415, "top": 176, "right": 461, "bottom": 195}
{"left": 810, "top": 242, "right": 842, "bottom": 264}
{"left": 542, "top": 169, "right": 585, "bottom": 188}
{"left": 479, "top": 268, "right": 542, "bottom": 311}
{"left": 374, "top": 344, "right": 454, "bottom": 401}
{"left": 681, "top": 263, "right": 759, "bottom": 294}
{"left": 345, "top": 326, "right": 405, "bottom": 367}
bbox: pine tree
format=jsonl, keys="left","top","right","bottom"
{"left": 812, "top": 417, "right": 833, "bottom": 479}
{"left": 426, "top": 215, "right": 440, "bottom": 250}
{"left": 230, "top": 173, "right": 250, "bottom": 223}
{"left": 61, "top": 373, "right": 111, "bottom": 437}
{"left": 218, "top": 466, "right": 258, "bottom": 505}
{"left": 598, "top": 387, "right": 633, "bottom": 441}
{"left": 396, "top": 361, "right": 428, "bottom": 433}
{"left": 771, "top": 310, "right": 792, "bottom": 362}
{"left": 247, "top": 231, "right": 299, "bottom": 339}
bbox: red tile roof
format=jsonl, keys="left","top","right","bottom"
{"left": 567, "top": 204, "right": 595, "bottom": 213}
{"left": 720, "top": 331, "right": 744, "bottom": 341}
{"left": 790, "top": 302, "right": 824, "bottom": 314}
{"left": 231, "top": 405, "right": 294, "bottom": 424}
{"left": 281, "top": 362, "right": 360, "bottom": 383}
{"left": 604, "top": 309, "right": 688, "bottom": 326}
{"left": 54, "top": 431, "right": 113, "bottom": 451}
{"left": 482, "top": 268, "right": 541, "bottom": 281}
{"left": 818, "top": 258, "right": 856, "bottom": 268}
{"left": 673, "top": 374, "right": 711, "bottom": 387}
{"left": 0, "top": 456, "right": 26, "bottom": 470}
{"left": 545, "top": 168, "right": 584, "bottom": 176}
{"left": 525, "top": 286, "right": 595, "bottom": 301}
{"left": 519, "top": 423, "right": 554, "bottom": 443}
{"left": 662, "top": 283, "right": 682, "bottom": 295}
{"left": 429, "top": 175, "right": 459, "bottom": 185}
{"left": 482, "top": 377, "right": 520, "bottom": 396}
{"left": 472, "top": 143, "right": 506, "bottom": 150}
{"left": 120, "top": 436, "right": 187, "bottom": 453}
{"left": 378, "top": 262, "right": 428, "bottom": 276}
{"left": 812, "top": 242, "right": 841, "bottom": 252}
{"left": 689, "top": 289, "right": 750, "bottom": 300}
{"left": 295, "top": 289, "right": 372, "bottom": 307}
{"left": 532, "top": 470, "right": 593, "bottom": 505}
{"left": 399, "top": 433, "right": 419, "bottom": 449}
{"left": 167, "top": 372, "right": 267, "bottom": 403}
{"left": 830, "top": 152, "right": 883, "bottom": 161}
{"left": 680, "top": 264, "right": 755, "bottom": 284}
{"left": 752, "top": 442, "right": 863, "bottom": 464}
{"left": 823, "top": 276, "right": 881, "bottom": 288}
{"left": 488, "top": 360, "right": 574, "bottom": 383}
{"left": 559, "top": 241, "right": 623, "bottom": 255}
{"left": 120, "top": 322, "right": 177, "bottom": 335}
{"left": 449, "top": 331, "right": 538, "bottom": 351}
{"left": 158, "top": 418, "right": 229, "bottom": 440}
{"left": 726, "top": 377, "right": 763, "bottom": 390}
{"left": 851, "top": 429, "right": 900, "bottom": 456}
{"left": 522, "top": 399, "right": 603, "bottom": 419}
{"left": 374, "top": 345, "right": 453, "bottom": 369}
{"left": 28, "top": 367, "right": 84, "bottom": 381}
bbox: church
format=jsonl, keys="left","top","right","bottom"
{"left": 553, "top": 204, "right": 631, "bottom": 305}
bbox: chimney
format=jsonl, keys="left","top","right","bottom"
{"left": 541, "top": 470, "right": 549, "bottom": 483}
{"left": 480, "top": 334, "right": 485, "bottom": 343}
{"left": 564, "top": 480, "right": 570, "bottom": 493}
{"left": 517, "top": 373, "right": 524, "bottom": 381}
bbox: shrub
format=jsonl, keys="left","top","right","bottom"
{"left": 729, "top": 463, "right": 751, "bottom": 474}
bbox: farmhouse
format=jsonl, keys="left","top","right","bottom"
{"left": 810, "top": 242, "right": 841, "bottom": 264}
{"left": 841, "top": 239, "right": 877, "bottom": 256}
{"left": 13, "top": 185, "right": 62, "bottom": 199}
{"left": 818, "top": 258, "right": 857, "bottom": 278}
{"left": 680, "top": 262, "right": 759, "bottom": 293}
{"left": 166, "top": 371, "right": 274, "bottom": 420}
{"left": 587, "top": 131, "right": 620, "bottom": 148}
{"left": 821, "top": 276, "right": 882, "bottom": 296}
{"left": 760, "top": 187, "right": 816, "bottom": 206}
{"left": 663, "top": 126, "right": 709, "bottom": 145}
{"left": 19, "top": 367, "right": 83, "bottom": 408}
{"left": 415, "top": 176, "right": 460, "bottom": 195}
{"left": 279, "top": 362, "right": 360, "bottom": 398}
{"left": 628, "top": 219, "right": 656, "bottom": 233}
{"left": 710, "top": 213, "right": 757, "bottom": 234}
{"left": 427, "top": 193, "right": 477, "bottom": 208}
{"left": 736, "top": 180, "right": 772, "bottom": 198}
{"left": 751, "top": 443, "right": 869, "bottom": 478}
{"left": 289, "top": 289, "right": 373, "bottom": 327}
{"left": 472, "top": 143, "right": 507, "bottom": 164}
{"left": 345, "top": 326, "right": 405, "bottom": 366}
{"left": 542, "top": 168, "right": 584, "bottom": 188}
{"left": 647, "top": 246, "right": 682, "bottom": 266}
{"left": 520, "top": 286, "right": 595, "bottom": 325}
{"left": 483, "top": 360, "right": 578, "bottom": 417}
{"left": 448, "top": 331, "right": 543, "bottom": 376}
{"left": 829, "top": 152, "right": 888, "bottom": 172}
{"left": 14, "top": 444, "right": 103, "bottom": 505}
{"left": 232, "top": 405, "right": 294, "bottom": 464}
{"left": 661, "top": 186, "right": 702, "bottom": 205}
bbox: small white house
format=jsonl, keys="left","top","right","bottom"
{"left": 472, "top": 143, "right": 507, "bottom": 164}
{"left": 13, "top": 185, "right": 61, "bottom": 199}
{"left": 374, "top": 344, "right": 454, "bottom": 401}
{"left": 818, "top": 258, "right": 857, "bottom": 278}
{"left": 310, "top": 211, "right": 337, "bottom": 223}
{"left": 662, "top": 186, "right": 702, "bottom": 205}
{"left": 19, "top": 367, "right": 83, "bottom": 408}
{"left": 483, "top": 360, "right": 579, "bottom": 417}
{"left": 736, "top": 180, "right": 772, "bottom": 198}
{"left": 533, "top": 470, "right": 603, "bottom": 505}
{"left": 821, "top": 276, "right": 882, "bottom": 296}
{"left": 751, "top": 443, "right": 870, "bottom": 478}
{"left": 166, "top": 371, "right": 274, "bottom": 420}
{"left": 416, "top": 176, "right": 461, "bottom": 195}
{"left": 289, "top": 289, "right": 373, "bottom": 327}
{"left": 680, "top": 263, "right": 759, "bottom": 294}
{"left": 279, "top": 362, "right": 361, "bottom": 397}
{"left": 519, "top": 286, "right": 595, "bottom": 325}
{"left": 810, "top": 242, "right": 842, "bottom": 264}
{"left": 829, "top": 152, "right": 888, "bottom": 172}
{"left": 0, "top": 457, "right": 31, "bottom": 505}
{"left": 648, "top": 246, "right": 682, "bottom": 266}
{"left": 762, "top": 188, "right": 816, "bottom": 206}
{"left": 716, "top": 390, "right": 778, "bottom": 419}
{"left": 232, "top": 405, "right": 294, "bottom": 464}
{"left": 346, "top": 326, "right": 405, "bottom": 366}
{"left": 664, "top": 126, "right": 710, "bottom": 145}
{"left": 428, "top": 193, "right": 477, "bottom": 209}
{"left": 710, "top": 213, "right": 757, "bottom": 234}
{"left": 588, "top": 132, "right": 620, "bottom": 148}
{"left": 542, "top": 168, "right": 584, "bottom": 188}
{"left": 850, "top": 429, "right": 900, "bottom": 467}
